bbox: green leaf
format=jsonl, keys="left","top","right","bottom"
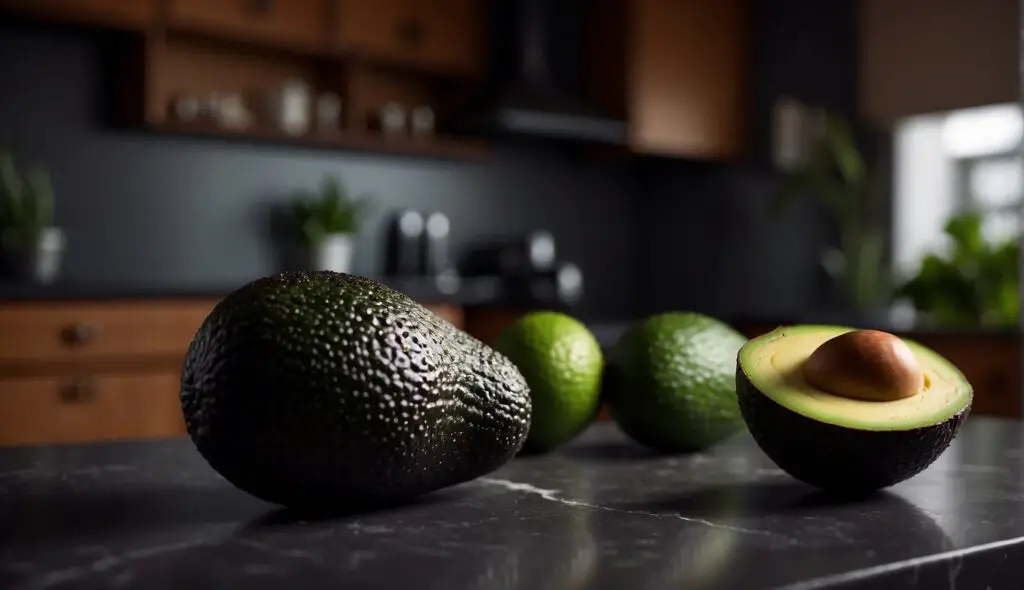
{"left": 944, "top": 212, "right": 984, "bottom": 258}
{"left": 823, "top": 115, "right": 866, "bottom": 187}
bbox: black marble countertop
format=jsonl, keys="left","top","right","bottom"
{"left": 2, "top": 419, "right": 1023, "bottom": 590}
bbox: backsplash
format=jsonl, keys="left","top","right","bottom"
{"left": 0, "top": 15, "right": 846, "bottom": 322}
{"left": 0, "top": 24, "right": 642, "bottom": 319}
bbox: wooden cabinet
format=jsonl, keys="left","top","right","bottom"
{"left": 859, "top": 0, "right": 1018, "bottom": 124}
{"left": 167, "top": 0, "right": 331, "bottom": 51}
{"left": 0, "top": 0, "right": 158, "bottom": 29}
{"left": 588, "top": 0, "right": 749, "bottom": 160}
{"left": 0, "top": 301, "right": 212, "bottom": 364}
{"left": 0, "top": 373, "right": 186, "bottom": 447}
{"left": 0, "top": 299, "right": 216, "bottom": 447}
{"left": 336, "top": 0, "right": 484, "bottom": 75}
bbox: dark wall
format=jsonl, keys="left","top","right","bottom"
{"left": 639, "top": 0, "right": 858, "bottom": 320}
{"left": 0, "top": 24, "right": 642, "bottom": 320}
{"left": 0, "top": 0, "right": 857, "bottom": 324}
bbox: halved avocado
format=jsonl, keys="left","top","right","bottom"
{"left": 736, "top": 325, "right": 972, "bottom": 493}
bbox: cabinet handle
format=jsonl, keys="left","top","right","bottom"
{"left": 61, "top": 322, "right": 99, "bottom": 347}
{"left": 396, "top": 19, "right": 426, "bottom": 47}
{"left": 59, "top": 379, "right": 97, "bottom": 404}
{"left": 245, "top": 0, "right": 275, "bottom": 17}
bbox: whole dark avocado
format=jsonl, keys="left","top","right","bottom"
{"left": 181, "top": 271, "right": 532, "bottom": 509}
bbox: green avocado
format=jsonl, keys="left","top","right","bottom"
{"left": 180, "top": 271, "right": 532, "bottom": 509}
{"left": 736, "top": 325, "right": 972, "bottom": 493}
{"left": 605, "top": 312, "right": 749, "bottom": 453}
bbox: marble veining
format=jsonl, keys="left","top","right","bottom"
{"left": 2, "top": 419, "right": 1024, "bottom": 589}
{"left": 478, "top": 477, "right": 780, "bottom": 537}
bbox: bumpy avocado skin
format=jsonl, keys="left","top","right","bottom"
{"left": 606, "top": 313, "right": 748, "bottom": 453}
{"left": 735, "top": 367, "right": 970, "bottom": 493}
{"left": 181, "top": 271, "right": 532, "bottom": 509}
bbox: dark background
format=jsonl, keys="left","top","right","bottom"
{"left": 0, "top": 0, "right": 855, "bottom": 322}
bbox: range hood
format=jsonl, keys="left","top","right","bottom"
{"left": 454, "top": 0, "right": 627, "bottom": 145}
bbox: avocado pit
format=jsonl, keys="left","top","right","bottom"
{"left": 801, "top": 329, "right": 924, "bottom": 402}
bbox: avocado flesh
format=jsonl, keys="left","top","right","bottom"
{"left": 181, "top": 271, "right": 532, "bottom": 509}
{"left": 736, "top": 325, "right": 972, "bottom": 492}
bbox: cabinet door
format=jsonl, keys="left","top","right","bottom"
{"left": 629, "top": 0, "right": 747, "bottom": 159}
{"left": 0, "top": 0, "right": 157, "bottom": 29}
{"left": 0, "top": 373, "right": 187, "bottom": 447}
{"left": 336, "top": 0, "right": 483, "bottom": 75}
{"left": 167, "top": 0, "right": 330, "bottom": 51}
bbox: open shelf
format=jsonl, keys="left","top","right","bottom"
{"left": 150, "top": 119, "right": 488, "bottom": 160}
{"left": 112, "top": 29, "right": 488, "bottom": 161}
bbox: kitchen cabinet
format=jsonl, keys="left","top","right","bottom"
{"left": 0, "top": 0, "right": 158, "bottom": 29}
{"left": 0, "top": 298, "right": 468, "bottom": 447}
{"left": 336, "top": 0, "right": 484, "bottom": 75}
{"left": 0, "top": 373, "right": 186, "bottom": 447}
{"left": 859, "top": 0, "right": 1018, "bottom": 124}
{"left": 167, "top": 0, "right": 331, "bottom": 52}
{"left": 588, "top": 0, "right": 749, "bottom": 160}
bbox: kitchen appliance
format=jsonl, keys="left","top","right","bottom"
{"left": 383, "top": 210, "right": 425, "bottom": 276}
{"left": 453, "top": 0, "right": 626, "bottom": 144}
{"left": 458, "top": 230, "right": 556, "bottom": 278}
{"left": 520, "top": 261, "right": 584, "bottom": 305}
{"left": 422, "top": 212, "right": 453, "bottom": 276}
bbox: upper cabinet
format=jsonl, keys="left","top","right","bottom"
{"left": 166, "top": 0, "right": 332, "bottom": 52}
{"left": 589, "top": 0, "right": 749, "bottom": 160}
{"left": 336, "top": 0, "right": 484, "bottom": 76}
{"left": 0, "top": 0, "right": 158, "bottom": 29}
{"left": 859, "top": 0, "right": 1018, "bottom": 124}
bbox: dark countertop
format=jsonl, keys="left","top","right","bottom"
{"left": 3, "top": 419, "right": 1023, "bottom": 590}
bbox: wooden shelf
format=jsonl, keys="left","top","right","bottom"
{"left": 149, "top": 119, "right": 488, "bottom": 160}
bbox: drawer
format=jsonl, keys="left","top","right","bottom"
{"left": 0, "top": 300, "right": 215, "bottom": 364}
{"left": 0, "top": 0, "right": 158, "bottom": 29}
{"left": 167, "top": 0, "right": 330, "bottom": 50}
{"left": 336, "top": 0, "right": 483, "bottom": 75}
{"left": 0, "top": 372, "right": 186, "bottom": 446}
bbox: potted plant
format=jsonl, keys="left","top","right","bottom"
{"left": 290, "top": 175, "right": 371, "bottom": 274}
{"left": 0, "top": 149, "right": 65, "bottom": 283}
{"left": 773, "top": 113, "right": 890, "bottom": 319}
{"left": 895, "top": 211, "right": 1019, "bottom": 328}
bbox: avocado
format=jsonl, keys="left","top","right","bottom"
{"left": 605, "top": 312, "right": 749, "bottom": 453}
{"left": 180, "top": 271, "right": 532, "bottom": 509}
{"left": 736, "top": 325, "right": 972, "bottom": 493}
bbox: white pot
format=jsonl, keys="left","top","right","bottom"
{"left": 312, "top": 233, "right": 355, "bottom": 274}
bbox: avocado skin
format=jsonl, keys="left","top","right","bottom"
{"left": 605, "top": 313, "right": 748, "bottom": 453}
{"left": 736, "top": 367, "right": 970, "bottom": 493}
{"left": 181, "top": 271, "right": 531, "bottom": 509}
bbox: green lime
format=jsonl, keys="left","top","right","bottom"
{"left": 493, "top": 311, "right": 604, "bottom": 453}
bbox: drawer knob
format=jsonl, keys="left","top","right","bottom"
{"left": 245, "top": 0, "right": 275, "bottom": 16}
{"left": 62, "top": 322, "right": 98, "bottom": 347}
{"left": 59, "top": 379, "right": 96, "bottom": 403}
{"left": 396, "top": 19, "right": 426, "bottom": 46}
